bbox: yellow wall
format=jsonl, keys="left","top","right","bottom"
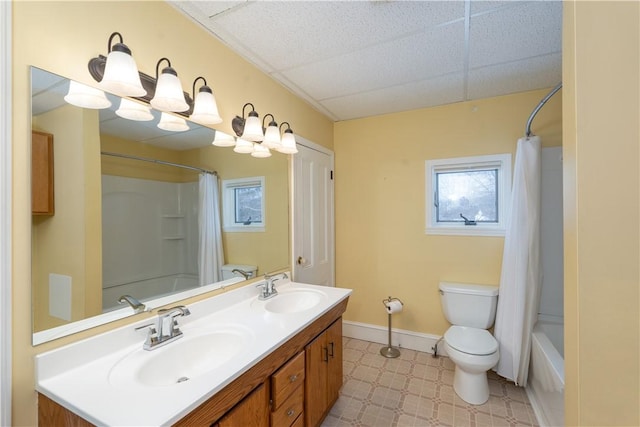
{"left": 563, "top": 2, "right": 639, "bottom": 425}
{"left": 32, "top": 105, "right": 102, "bottom": 332}
{"left": 12, "top": 2, "right": 332, "bottom": 424}
{"left": 334, "top": 89, "right": 561, "bottom": 335}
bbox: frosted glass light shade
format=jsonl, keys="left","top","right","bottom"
{"left": 241, "top": 113, "right": 264, "bottom": 142}
{"left": 234, "top": 138, "right": 254, "bottom": 154}
{"left": 278, "top": 130, "right": 298, "bottom": 154}
{"left": 150, "top": 71, "right": 189, "bottom": 112}
{"left": 157, "top": 112, "right": 189, "bottom": 132}
{"left": 116, "top": 98, "right": 153, "bottom": 121}
{"left": 190, "top": 88, "right": 222, "bottom": 125}
{"left": 99, "top": 47, "right": 146, "bottom": 97}
{"left": 262, "top": 124, "right": 281, "bottom": 149}
{"left": 212, "top": 131, "right": 236, "bottom": 147}
{"left": 251, "top": 143, "right": 272, "bottom": 158}
{"left": 64, "top": 81, "right": 112, "bottom": 109}
{"left": 278, "top": 129, "right": 298, "bottom": 154}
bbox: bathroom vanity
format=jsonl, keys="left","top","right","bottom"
{"left": 35, "top": 277, "right": 351, "bottom": 426}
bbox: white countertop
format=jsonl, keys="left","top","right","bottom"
{"left": 35, "top": 276, "right": 352, "bottom": 426}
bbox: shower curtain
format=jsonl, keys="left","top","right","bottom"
{"left": 198, "top": 173, "right": 224, "bottom": 286}
{"left": 493, "top": 136, "right": 542, "bottom": 387}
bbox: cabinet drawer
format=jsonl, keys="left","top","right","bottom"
{"left": 271, "top": 385, "right": 304, "bottom": 427}
{"left": 271, "top": 351, "right": 305, "bottom": 409}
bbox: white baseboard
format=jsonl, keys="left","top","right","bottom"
{"left": 342, "top": 320, "right": 448, "bottom": 357}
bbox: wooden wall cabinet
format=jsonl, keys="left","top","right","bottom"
{"left": 31, "top": 130, "right": 54, "bottom": 215}
{"left": 304, "top": 319, "right": 343, "bottom": 427}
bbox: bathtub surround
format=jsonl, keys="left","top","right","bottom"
{"left": 493, "top": 136, "right": 542, "bottom": 387}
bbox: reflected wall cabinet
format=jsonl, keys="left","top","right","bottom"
{"left": 32, "top": 130, "right": 54, "bottom": 215}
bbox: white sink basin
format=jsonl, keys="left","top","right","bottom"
{"left": 109, "top": 325, "right": 253, "bottom": 388}
{"left": 260, "top": 289, "right": 327, "bottom": 314}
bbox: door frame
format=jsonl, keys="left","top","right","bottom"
{"left": 290, "top": 136, "right": 335, "bottom": 286}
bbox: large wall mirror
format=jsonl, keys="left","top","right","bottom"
{"left": 31, "top": 67, "right": 290, "bottom": 344}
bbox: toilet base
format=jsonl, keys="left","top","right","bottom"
{"left": 453, "top": 366, "right": 490, "bottom": 405}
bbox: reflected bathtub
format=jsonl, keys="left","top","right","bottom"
{"left": 527, "top": 318, "right": 564, "bottom": 427}
{"left": 102, "top": 274, "right": 199, "bottom": 311}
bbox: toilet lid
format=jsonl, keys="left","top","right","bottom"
{"left": 445, "top": 326, "right": 498, "bottom": 356}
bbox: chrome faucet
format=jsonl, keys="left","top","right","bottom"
{"left": 135, "top": 305, "right": 191, "bottom": 350}
{"left": 256, "top": 272, "right": 288, "bottom": 300}
{"left": 118, "top": 295, "right": 147, "bottom": 314}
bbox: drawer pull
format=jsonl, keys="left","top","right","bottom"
{"left": 329, "top": 341, "right": 335, "bottom": 358}
{"left": 289, "top": 374, "right": 298, "bottom": 383}
{"left": 287, "top": 409, "right": 295, "bottom": 417}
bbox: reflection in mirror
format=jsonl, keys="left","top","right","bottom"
{"left": 31, "top": 67, "right": 290, "bottom": 344}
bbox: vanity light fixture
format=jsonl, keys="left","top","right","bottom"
{"left": 232, "top": 103, "right": 264, "bottom": 142}
{"left": 212, "top": 131, "right": 236, "bottom": 147}
{"left": 189, "top": 77, "right": 222, "bottom": 125}
{"left": 277, "top": 122, "right": 298, "bottom": 154}
{"left": 251, "top": 143, "right": 272, "bottom": 158}
{"left": 64, "top": 80, "right": 112, "bottom": 109}
{"left": 98, "top": 32, "right": 146, "bottom": 98}
{"left": 115, "top": 98, "right": 154, "bottom": 121}
{"left": 157, "top": 112, "right": 189, "bottom": 132}
{"left": 150, "top": 58, "right": 189, "bottom": 113}
{"left": 233, "top": 138, "right": 255, "bottom": 154}
{"left": 261, "top": 114, "right": 282, "bottom": 150}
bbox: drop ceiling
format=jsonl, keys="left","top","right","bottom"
{"left": 171, "top": 0, "right": 562, "bottom": 121}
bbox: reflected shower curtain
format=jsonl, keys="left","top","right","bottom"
{"left": 493, "top": 136, "right": 542, "bottom": 386}
{"left": 198, "top": 173, "right": 224, "bottom": 286}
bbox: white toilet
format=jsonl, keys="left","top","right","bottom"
{"left": 439, "top": 282, "right": 500, "bottom": 405}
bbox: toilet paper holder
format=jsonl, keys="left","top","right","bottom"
{"left": 380, "top": 296, "right": 404, "bottom": 358}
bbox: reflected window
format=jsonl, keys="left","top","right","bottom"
{"left": 222, "top": 176, "right": 265, "bottom": 232}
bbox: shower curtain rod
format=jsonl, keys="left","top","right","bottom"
{"left": 101, "top": 151, "right": 217, "bottom": 176}
{"left": 525, "top": 82, "right": 562, "bottom": 137}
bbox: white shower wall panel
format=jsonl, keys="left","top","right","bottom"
{"left": 102, "top": 175, "right": 198, "bottom": 306}
{"left": 539, "top": 147, "right": 564, "bottom": 319}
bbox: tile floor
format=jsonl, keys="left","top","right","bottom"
{"left": 322, "top": 338, "right": 539, "bottom": 427}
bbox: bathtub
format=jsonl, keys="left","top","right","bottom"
{"left": 102, "top": 274, "right": 199, "bottom": 311}
{"left": 527, "top": 318, "right": 564, "bottom": 427}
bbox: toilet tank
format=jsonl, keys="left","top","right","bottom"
{"left": 439, "top": 282, "right": 499, "bottom": 328}
{"left": 221, "top": 264, "right": 258, "bottom": 280}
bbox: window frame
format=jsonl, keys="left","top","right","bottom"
{"left": 222, "top": 176, "right": 266, "bottom": 233}
{"left": 425, "top": 153, "right": 511, "bottom": 237}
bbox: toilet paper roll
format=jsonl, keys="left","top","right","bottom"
{"left": 385, "top": 300, "right": 403, "bottom": 314}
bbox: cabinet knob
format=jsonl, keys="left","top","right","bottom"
{"left": 287, "top": 409, "right": 295, "bottom": 417}
{"left": 289, "top": 374, "right": 298, "bottom": 383}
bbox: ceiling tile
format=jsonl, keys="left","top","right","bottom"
{"left": 467, "top": 53, "right": 562, "bottom": 99}
{"left": 468, "top": 1, "right": 562, "bottom": 69}
{"left": 281, "top": 22, "right": 465, "bottom": 100}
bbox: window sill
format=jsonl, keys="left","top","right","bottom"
{"left": 425, "top": 226, "right": 505, "bottom": 237}
{"left": 223, "top": 226, "right": 265, "bottom": 233}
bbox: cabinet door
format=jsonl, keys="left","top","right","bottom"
{"left": 326, "top": 319, "right": 343, "bottom": 406}
{"left": 304, "top": 331, "right": 329, "bottom": 427}
{"left": 217, "top": 383, "right": 269, "bottom": 427}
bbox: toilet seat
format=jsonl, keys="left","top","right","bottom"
{"left": 444, "top": 326, "right": 498, "bottom": 356}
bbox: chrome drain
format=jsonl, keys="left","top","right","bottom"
{"left": 177, "top": 376, "right": 190, "bottom": 383}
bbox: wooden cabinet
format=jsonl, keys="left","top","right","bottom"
{"left": 271, "top": 351, "right": 305, "bottom": 427}
{"left": 305, "top": 319, "right": 343, "bottom": 427}
{"left": 31, "top": 130, "right": 54, "bottom": 215}
{"left": 37, "top": 298, "right": 349, "bottom": 427}
{"left": 216, "top": 383, "right": 269, "bottom": 427}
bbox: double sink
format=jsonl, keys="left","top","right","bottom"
{"left": 35, "top": 275, "right": 350, "bottom": 426}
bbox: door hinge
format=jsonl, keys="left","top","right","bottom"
{"left": 330, "top": 170, "right": 333, "bottom": 180}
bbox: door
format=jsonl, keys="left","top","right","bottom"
{"left": 325, "top": 319, "right": 343, "bottom": 406}
{"left": 292, "top": 139, "right": 335, "bottom": 286}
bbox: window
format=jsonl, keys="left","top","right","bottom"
{"left": 425, "top": 154, "right": 511, "bottom": 236}
{"left": 222, "top": 176, "right": 265, "bottom": 232}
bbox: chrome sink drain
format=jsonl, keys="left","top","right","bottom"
{"left": 177, "top": 376, "right": 190, "bottom": 383}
